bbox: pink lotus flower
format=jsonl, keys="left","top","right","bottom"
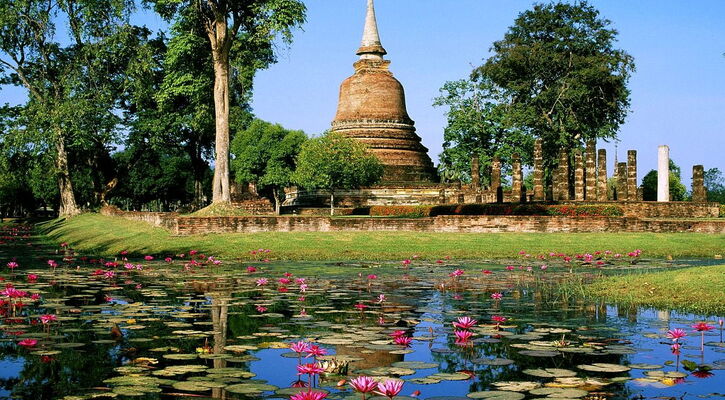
{"left": 367, "top": 274, "right": 377, "bottom": 280}
{"left": 39, "top": 314, "right": 57, "bottom": 324}
{"left": 164, "top": 257, "right": 172, "bottom": 263}
{"left": 454, "top": 329, "right": 474, "bottom": 344}
{"left": 506, "top": 265, "right": 515, "bottom": 271}
{"left": 350, "top": 376, "right": 378, "bottom": 394}
{"left": 453, "top": 316, "right": 477, "bottom": 330}
{"left": 290, "top": 340, "right": 311, "bottom": 354}
{"left": 290, "top": 390, "right": 328, "bottom": 400}
{"left": 297, "top": 363, "right": 325, "bottom": 376}
{"left": 482, "top": 270, "right": 493, "bottom": 275}
{"left": 256, "top": 278, "right": 268, "bottom": 286}
{"left": 246, "top": 266, "right": 257, "bottom": 273}
{"left": 27, "top": 274, "right": 38, "bottom": 282}
{"left": 390, "top": 330, "right": 407, "bottom": 338}
{"left": 7, "top": 262, "right": 18, "bottom": 270}
{"left": 255, "top": 305, "right": 267, "bottom": 313}
{"left": 540, "top": 265, "right": 548, "bottom": 271}
{"left": 376, "top": 294, "right": 386, "bottom": 303}
{"left": 284, "top": 272, "right": 293, "bottom": 277}
{"left": 144, "top": 255, "right": 153, "bottom": 261}
{"left": 305, "top": 345, "right": 327, "bottom": 358}
{"left": 666, "top": 328, "right": 687, "bottom": 342}
{"left": 492, "top": 315, "right": 507, "bottom": 323}
{"left": 279, "top": 278, "right": 292, "bottom": 285}
{"left": 354, "top": 303, "right": 368, "bottom": 310}
{"left": 375, "top": 380, "right": 403, "bottom": 400}
{"left": 449, "top": 269, "right": 464, "bottom": 277}
{"left": 18, "top": 339, "right": 37, "bottom": 347}
{"left": 401, "top": 259, "right": 411, "bottom": 266}
{"left": 692, "top": 322, "right": 715, "bottom": 332}
{"left": 671, "top": 342, "right": 681, "bottom": 355}
{"left": 295, "top": 278, "right": 306, "bottom": 284}
{"left": 393, "top": 336, "right": 413, "bottom": 347}
{"left": 491, "top": 292, "right": 503, "bottom": 300}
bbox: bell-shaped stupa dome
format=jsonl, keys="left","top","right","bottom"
{"left": 331, "top": 0, "right": 437, "bottom": 183}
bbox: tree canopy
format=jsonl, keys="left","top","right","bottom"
{"left": 293, "top": 132, "right": 383, "bottom": 215}
{"left": 474, "top": 1, "right": 635, "bottom": 166}
{"left": 231, "top": 119, "right": 307, "bottom": 213}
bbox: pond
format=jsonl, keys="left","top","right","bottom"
{"left": 0, "top": 226, "right": 723, "bottom": 400}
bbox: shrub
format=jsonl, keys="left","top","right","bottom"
{"left": 369, "top": 205, "right": 435, "bottom": 218}
{"left": 368, "top": 204, "right": 624, "bottom": 218}
{"left": 719, "top": 204, "right": 725, "bottom": 218}
{"left": 546, "top": 205, "right": 624, "bottom": 217}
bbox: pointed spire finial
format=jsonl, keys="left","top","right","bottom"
{"left": 356, "top": 0, "right": 387, "bottom": 60}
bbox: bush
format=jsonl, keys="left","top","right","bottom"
{"left": 546, "top": 205, "right": 624, "bottom": 217}
{"left": 369, "top": 205, "right": 435, "bottom": 218}
{"left": 368, "top": 204, "right": 624, "bottom": 218}
{"left": 719, "top": 204, "right": 724, "bottom": 218}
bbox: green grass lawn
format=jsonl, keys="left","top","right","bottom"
{"left": 586, "top": 264, "right": 725, "bottom": 315}
{"left": 40, "top": 213, "right": 725, "bottom": 261}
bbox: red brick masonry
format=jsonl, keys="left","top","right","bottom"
{"left": 101, "top": 205, "right": 724, "bottom": 235}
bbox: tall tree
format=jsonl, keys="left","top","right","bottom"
{"left": 149, "top": 0, "right": 306, "bottom": 205}
{"left": 433, "top": 78, "right": 533, "bottom": 183}
{"left": 475, "top": 1, "right": 635, "bottom": 167}
{"left": 704, "top": 168, "right": 725, "bottom": 204}
{"left": 231, "top": 119, "right": 306, "bottom": 214}
{"left": 641, "top": 160, "right": 688, "bottom": 202}
{"left": 0, "top": 0, "right": 144, "bottom": 216}
{"left": 293, "top": 132, "right": 383, "bottom": 216}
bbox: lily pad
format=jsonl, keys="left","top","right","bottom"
{"left": 467, "top": 391, "right": 526, "bottom": 400}
{"left": 576, "top": 363, "right": 630, "bottom": 373}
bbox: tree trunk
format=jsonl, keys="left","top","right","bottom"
{"left": 273, "top": 188, "right": 281, "bottom": 215}
{"left": 55, "top": 135, "right": 80, "bottom": 217}
{"left": 330, "top": 191, "right": 335, "bottom": 216}
{"left": 210, "top": 25, "right": 231, "bottom": 205}
{"left": 188, "top": 140, "right": 206, "bottom": 210}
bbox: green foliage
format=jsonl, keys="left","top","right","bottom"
{"left": 293, "top": 132, "right": 383, "bottom": 214}
{"left": 230, "top": 119, "right": 306, "bottom": 212}
{"left": 367, "top": 204, "right": 623, "bottom": 218}
{"left": 433, "top": 78, "right": 533, "bottom": 182}
{"left": 704, "top": 168, "right": 725, "bottom": 203}
{"left": 641, "top": 160, "right": 688, "bottom": 201}
{"left": 475, "top": 1, "right": 635, "bottom": 166}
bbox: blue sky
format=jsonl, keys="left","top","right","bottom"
{"left": 249, "top": 0, "right": 725, "bottom": 186}
{"left": 2, "top": 0, "right": 723, "bottom": 186}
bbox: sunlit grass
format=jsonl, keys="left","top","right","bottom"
{"left": 586, "top": 264, "right": 725, "bottom": 315}
{"left": 39, "top": 213, "right": 725, "bottom": 261}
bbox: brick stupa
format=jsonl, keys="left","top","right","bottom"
{"left": 331, "top": 0, "right": 437, "bottom": 183}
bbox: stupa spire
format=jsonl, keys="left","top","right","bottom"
{"left": 356, "top": 0, "right": 387, "bottom": 60}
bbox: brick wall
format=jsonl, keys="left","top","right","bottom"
{"left": 557, "top": 201, "right": 720, "bottom": 218}
{"left": 101, "top": 206, "right": 725, "bottom": 235}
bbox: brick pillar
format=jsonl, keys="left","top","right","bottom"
{"left": 574, "top": 150, "right": 584, "bottom": 201}
{"left": 692, "top": 165, "right": 707, "bottom": 202}
{"left": 627, "top": 150, "right": 637, "bottom": 202}
{"left": 533, "top": 139, "right": 544, "bottom": 201}
{"left": 597, "top": 149, "right": 608, "bottom": 201}
{"left": 511, "top": 153, "right": 523, "bottom": 203}
{"left": 616, "top": 162, "right": 628, "bottom": 201}
{"left": 558, "top": 149, "right": 570, "bottom": 201}
{"left": 471, "top": 156, "right": 481, "bottom": 189}
{"left": 585, "top": 140, "right": 597, "bottom": 200}
{"left": 491, "top": 156, "right": 503, "bottom": 203}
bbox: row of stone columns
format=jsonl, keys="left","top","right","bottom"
{"left": 478, "top": 140, "right": 708, "bottom": 203}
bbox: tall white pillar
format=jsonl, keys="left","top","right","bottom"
{"left": 657, "top": 145, "right": 670, "bottom": 202}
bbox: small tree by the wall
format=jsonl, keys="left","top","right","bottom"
{"left": 231, "top": 119, "right": 307, "bottom": 214}
{"left": 293, "top": 132, "right": 383, "bottom": 215}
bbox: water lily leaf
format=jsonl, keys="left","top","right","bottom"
{"left": 467, "top": 391, "right": 526, "bottom": 400}
{"left": 492, "top": 381, "right": 541, "bottom": 392}
{"left": 472, "top": 358, "right": 514, "bottom": 366}
{"left": 627, "top": 363, "right": 662, "bottom": 370}
{"left": 224, "top": 382, "right": 278, "bottom": 394}
{"left": 523, "top": 368, "right": 577, "bottom": 378}
{"left": 430, "top": 372, "right": 472, "bottom": 381}
{"left": 391, "top": 361, "right": 439, "bottom": 369}
{"left": 529, "top": 387, "right": 588, "bottom": 398}
{"left": 576, "top": 363, "right": 630, "bottom": 373}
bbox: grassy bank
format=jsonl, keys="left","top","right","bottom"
{"left": 40, "top": 213, "right": 725, "bottom": 261}
{"left": 585, "top": 264, "right": 725, "bottom": 315}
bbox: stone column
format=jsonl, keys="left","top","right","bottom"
{"left": 491, "top": 156, "right": 503, "bottom": 203}
{"left": 574, "top": 150, "right": 584, "bottom": 201}
{"left": 471, "top": 156, "right": 481, "bottom": 190}
{"left": 658, "top": 145, "right": 670, "bottom": 202}
{"left": 627, "top": 150, "right": 637, "bottom": 202}
{"left": 692, "top": 165, "right": 707, "bottom": 202}
{"left": 558, "top": 149, "right": 570, "bottom": 201}
{"left": 616, "top": 162, "right": 628, "bottom": 201}
{"left": 585, "top": 140, "right": 597, "bottom": 200}
{"left": 597, "top": 149, "right": 608, "bottom": 201}
{"left": 511, "top": 153, "right": 523, "bottom": 203}
{"left": 533, "top": 139, "right": 544, "bottom": 201}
